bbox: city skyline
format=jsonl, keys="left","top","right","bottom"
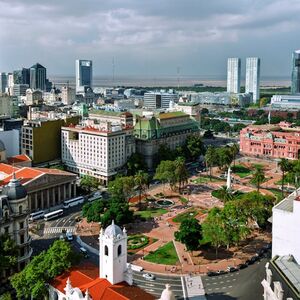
{"left": 1, "top": 0, "right": 300, "bottom": 77}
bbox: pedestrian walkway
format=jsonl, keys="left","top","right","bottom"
{"left": 44, "top": 226, "right": 75, "bottom": 235}
{"left": 184, "top": 275, "right": 206, "bottom": 299}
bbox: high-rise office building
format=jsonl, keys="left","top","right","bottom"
{"left": 0, "top": 73, "right": 8, "bottom": 94}
{"left": 227, "top": 58, "right": 241, "bottom": 93}
{"left": 245, "top": 57, "right": 260, "bottom": 103}
{"left": 30, "top": 63, "right": 47, "bottom": 91}
{"left": 291, "top": 50, "right": 300, "bottom": 94}
{"left": 75, "top": 60, "right": 92, "bottom": 93}
{"left": 143, "top": 92, "right": 178, "bottom": 109}
{"left": 13, "top": 68, "right": 30, "bottom": 85}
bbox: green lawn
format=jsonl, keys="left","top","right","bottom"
{"left": 192, "top": 176, "right": 222, "bottom": 184}
{"left": 172, "top": 209, "right": 198, "bottom": 223}
{"left": 179, "top": 196, "right": 188, "bottom": 204}
{"left": 144, "top": 241, "right": 179, "bottom": 265}
{"left": 134, "top": 208, "right": 167, "bottom": 219}
{"left": 232, "top": 165, "right": 252, "bottom": 178}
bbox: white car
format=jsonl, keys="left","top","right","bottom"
{"left": 142, "top": 273, "right": 155, "bottom": 281}
{"left": 66, "top": 232, "right": 73, "bottom": 241}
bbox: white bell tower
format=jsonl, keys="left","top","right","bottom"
{"left": 99, "top": 220, "right": 131, "bottom": 285}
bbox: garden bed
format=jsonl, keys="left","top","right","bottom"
{"left": 172, "top": 208, "right": 198, "bottom": 223}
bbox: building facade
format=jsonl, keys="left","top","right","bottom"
{"left": 143, "top": 92, "right": 178, "bottom": 109}
{"left": 0, "top": 176, "right": 32, "bottom": 277}
{"left": 61, "top": 86, "right": 76, "bottom": 105}
{"left": 0, "top": 163, "right": 77, "bottom": 212}
{"left": 240, "top": 123, "right": 300, "bottom": 160}
{"left": 291, "top": 50, "right": 300, "bottom": 95}
{"left": 261, "top": 189, "right": 300, "bottom": 300}
{"left": 30, "top": 63, "right": 47, "bottom": 91}
{"left": 134, "top": 111, "right": 200, "bottom": 169}
{"left": 227, "top": 58, "right": 241, "bottom": 93}
{"left": 21, "top": 116, "right": 80, "bottom": 165}
{"left": 245, "top": 57, "right": 260, "bottom": 103}
{"left": 271, "top": 94, "right": 300, "bottom": 108}
{"left": 61, "top": 122, "right": 135, "bottom": 185}
{"left": 76, "top": 60, "right": 92, "bottom": 93}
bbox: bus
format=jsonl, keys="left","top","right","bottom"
{"left": 88, "top": 191, "right": 102, "bottom": 202}
{"left": 29, "top": 210, "right": 45, "bottom": 222}
{"left": 44, "top": 209, "right": 64, "bottom": 221}
{"left": 63, "top": 196, "right": 85, "bottom": 209}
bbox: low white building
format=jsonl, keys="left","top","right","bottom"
{"left": 61, "top": 86, "right": 76, "bottom": 105}
{"left": 261, "top": 189, "right": 300, "bottom": 300}
{"left": 271, "top": 95, "right": 300, "bottom": 109}
{"left": 61, "top": 121, "right": 135, "bottom": 185}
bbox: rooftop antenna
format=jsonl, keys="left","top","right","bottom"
{"left": 177, "top": 66, "right": 180, "bottom": 90}
{"left": 112, "top": 57, "right": 115, "bottom": 87}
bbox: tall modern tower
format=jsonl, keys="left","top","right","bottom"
{"left": 245, "top": 57, "right": 260, "bottom": 103}
{"left": 75, "top": 60, "right": 93, "bottom": 93}
{"left": 227, "top": 58, "right": 241, "bottom": 93}
{"left": 30, "top": 63, "right": 46, "bottom": 91}
{"left": 291, "top": 50, "right": 300, "bottom": 94}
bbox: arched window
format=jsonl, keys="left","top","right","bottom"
{"left": 118, "top": 245, "right": 122, "bottom": 256}
{"left": 4, "top": 211, "right": 9, "bottom": 220}
{"left": 104, "top": 245, "right": 109, "bottom": 256}
{"left": 19, "top": 205, "right": 22, "bottom": 214}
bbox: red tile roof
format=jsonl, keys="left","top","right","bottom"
{"left": 51, "top": 263, "right": 155, "bottom": 300}
{"left": 7, "top": 154, "right": 31, "bottom": 164}
{"left": 0, "top": 163, "right": 19, "bottom": 176}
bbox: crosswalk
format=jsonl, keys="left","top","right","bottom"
{"left": 43, "top": 226, "right": 75, "bottom": 235}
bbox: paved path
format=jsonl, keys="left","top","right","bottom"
{"left": 185, "top": 275, "right": 206, "bottom": 299}
{"left": 44, "top": 226, "right": 75, "bottom": 235}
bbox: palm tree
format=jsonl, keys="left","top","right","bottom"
{"left": 279, "top": 158, "right": 291, "bottom": 196}
{"left": 230, "top": 144, "right": 239, "bottom": 167}
{"left": 134, "top": 171, "right": 149, "bottom": 207}
{"left": 174, "top": 157, "right": 189, "bottom": 193}
{"left": 205, "top": 146, "right": 217, "bottom": 180}
{"left": 218, "top": 186, "right": 233, "bottom": 202}
{"left": 251, "top": 167, "right": 265, "bottom": 192}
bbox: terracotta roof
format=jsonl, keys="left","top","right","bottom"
{"left": 51, "top": 262, "right": 155, "bottom": 300}
{"left": 7, "top": 154, "right": 31, "bottom": 164}
{"left": 0, "top": 163, "right": 19, "bottom": 176}
{"left": 158, "top": 111, "right": 187, "bottom": 119}
{"left": 35, "top": 168, "right": 74, "bottom": 176}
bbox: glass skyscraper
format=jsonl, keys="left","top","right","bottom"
{"left": 291, "top": 50, "right": 300, "bottom": 94}
{"left": 227, "top": 58, "right": 241, "bottom": 93}
{"left": 30, "top": 63, "right": 47, "bottom": 91}
{"left": 76, "top": 60, "right": 93, "bottom": 93}
{"left": 245, "top": 57, "right": 260, "bottom": 104}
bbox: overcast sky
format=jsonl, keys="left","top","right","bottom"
{"left": 0, "top": 0, "right": 299, "bottom": 77}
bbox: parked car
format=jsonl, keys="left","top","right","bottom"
{"left": 66, "top": 232, "right": 73, "bottom": 241}
{"left": 238, "top": 263, "right": 248, "bottom": 270}
{"left": 227, "top": 266, "right": 238, "bottom": 273}
{"left": 80, "top": 247, "right": 89, "bottom": 258}
{"left": 142, "top": 273, "right": 155, "bottom": 281}
{"left": 59, "top": 234, "right": 65, "bottom": 241}
{"left": 207, "top": 271, "right": 218, "bottom": 277}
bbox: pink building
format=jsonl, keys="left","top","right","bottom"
{"left": 240, "top": 122, "right": 300, "bottom": 160}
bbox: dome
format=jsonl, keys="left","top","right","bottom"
{"left": 5, "top": 174, "right": 27, "bottom": 200}
{"left": 159, "top": 284, "right": 175, "bottom": 300}
{"left": 104, "top": 220, "right": 123, "bottom": 238}
{"left": 0, "top": 140, "right": 5, "bottom": 152}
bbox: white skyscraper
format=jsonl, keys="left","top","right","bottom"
{"left": 245, "top": 57, "right": 260, "bottom": 103}
{"left": 75, "top": 59, "right": 93, "bottom": 93}
{"left": 227, "top": 58, "right": 241, "bottom": 93}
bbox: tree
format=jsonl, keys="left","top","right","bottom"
{"left": 230, "top": 144, "right": 239, "bottom": 166}
{"left": 0, "top": 293, "right": 12, "bottom": 300}
{"left": 10, "top": 240, "right": 77, "bottom": 299}
{"left": 134, "top": 171, "right": 149, "bottom": 205}
{"left": 82, "top": 199, "right": 106, "bottom": 223}
{"left": 108, "top": 176, "right": 134, "bottom": 200}
{"left": 126, "top": 153, "right": 147, "bottom": 176}
{"left": 0, "top": 234, "right": 18, "bottom": 275}
{"left": 201, "top": 208, "right": 226, "bottom": 258}
{"left": 154, "top": 160, "right": 177, "bottom": 189}
{"left": 205, "top": 146, "right": 218, "bottom": 179}
{"left": 80, "top": 175, "right": 99, "bottom": 193}
{"left": 174, "top": 157, "right": 189, "bottom": 193}
{"left": 100, "top": 197, "right": 133, "bottom": 227}
{"left": 185, "top": 135, "right": 205, "bottom": 160}
{"left": 251, "top": 166, "right": 265, "bottom": 192}
{"left": 216, "top": 147, "right": 233, "bottom": 170}
{"left": 216, "top": 186, "right": 234, "bottom": 202}
{"left": 293, "top": 160, "right": 300, "bottom": 188}
{"left": 232, "top": 123, "right": 246, "bottom": 132}
{"left": 175, "top": 218, "right": 202, "bottom": 252}
{"left": 279, "top": 158, "right": 292, "bottom": 196}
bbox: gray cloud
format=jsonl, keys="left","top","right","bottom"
{"left": 0, "top": 0, "right": 299, "bottom": 77}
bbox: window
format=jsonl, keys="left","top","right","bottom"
{"left": 19, "top": 222, "right": 24, "bottom": 229}
{"left": 104, "top": 245, "right": 109, "bottom": 256}
{"left": 19, "top": 205, "right": 23, "bottom": 214}
{"left": 118, "top": 245, "right": 122, "bottom": 256}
